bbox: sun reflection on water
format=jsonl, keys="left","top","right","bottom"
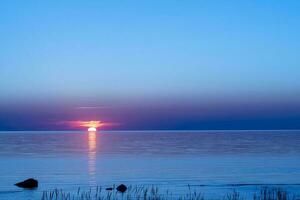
{"left": 88, "top": 130, "right": 97, "bottom": 185}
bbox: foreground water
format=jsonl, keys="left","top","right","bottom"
{"left": 0, "top": 130, "right": 300, "bottom": 199}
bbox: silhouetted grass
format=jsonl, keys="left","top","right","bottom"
{"left": 41, "top": 186, "right": 299, "bottom": 200}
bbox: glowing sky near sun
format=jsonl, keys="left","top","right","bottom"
{"left": 66, "top": 120, "right": 115, "bottom": 130}
{"left": 78, "top": 121, "right": 102, "bottom": 129}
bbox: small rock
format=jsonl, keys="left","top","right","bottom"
{"left": 116, "top": 184, "right": 127, "bottom": 193}
{"left": 106, "top": 187, "right": 113, "bottom": 191}
{"left": 15, "top": 178, "right": 38, "bottom": 189}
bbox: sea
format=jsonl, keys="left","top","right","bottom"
{"left": 0, "top": 130, "right": 300, "bottom": 199}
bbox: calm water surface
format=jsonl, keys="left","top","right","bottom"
{"left": 0, "top": 130, "right": 300, "bottom": 199}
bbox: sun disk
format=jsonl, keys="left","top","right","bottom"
{"left": 88, "top": 127, "right": 97, "bottom": 132}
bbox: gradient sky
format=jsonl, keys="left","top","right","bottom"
{"left": 1, "top": 0, "right": 300, "bottom": 130}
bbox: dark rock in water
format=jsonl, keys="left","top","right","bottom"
{"left": 15, "top": 178, "right": 38, "bottom": 189}
{"left": 116, "top": 184, "right": 127, "bottom": 193}
{"left": 106, "top": 187, "right": 113, "bottom": 191}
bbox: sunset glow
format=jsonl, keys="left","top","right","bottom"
{"left": 64, "top": 120, "right": 118, "bottom": 131}
{"left": 67, "top": 120, "right": 102, "bottom": 130}
{"left": 80, "top": 121, "right": 102, "bottom": 128}
{"left": 83, "top": 121, "right": 100, "bottom": 131}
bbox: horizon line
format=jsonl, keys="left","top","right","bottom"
{"left": 1, "top": 129, "right": 300, "bottom": 132}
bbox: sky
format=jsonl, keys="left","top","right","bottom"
{"left": 1, "top": 0, "right": 300, "bottom": 131}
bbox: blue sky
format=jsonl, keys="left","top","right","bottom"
{"left": 0, "top": 1, "right": 300, "bottom": 130}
